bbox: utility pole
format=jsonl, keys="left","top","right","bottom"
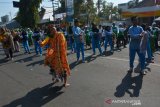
{"left": 51, "top": 0, "right": 55, "bottom": 22}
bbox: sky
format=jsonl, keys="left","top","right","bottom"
{"left": 0, "top": 0, "right": 130, "bottom": 21}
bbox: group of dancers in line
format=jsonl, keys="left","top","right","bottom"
{"left": 0, "top": 16, "right": 160, "bottom": 86}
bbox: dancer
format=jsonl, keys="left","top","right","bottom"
{"left": 40, "top": 25, "right": 70, "bottom": 87}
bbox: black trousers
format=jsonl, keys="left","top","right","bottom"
{"left": 116, "top": 36, "right": 126, "bottom": 48}
{"left": 5, "top": 48, "right": 13, "bottom": 58}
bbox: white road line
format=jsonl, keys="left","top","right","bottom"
{"left": 101, "top": 57, "right": 160, "bottom": 67}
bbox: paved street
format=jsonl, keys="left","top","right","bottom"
{"left": 0, "top": 45, "right": 160, "bottom": 107}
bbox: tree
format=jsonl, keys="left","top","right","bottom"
{"left": 16, "top": 0, "right": 42, "bottom": 28}
{"left": 79, "top": 0, "right": 97, "bottom": 25}
{"left": 74, "top": 0, "right": 84, "bottom": 18}
{"left": 98, "top": 1, "right": 119, "bottom": 22}
{"left": 96, "top": 0, "right": 104, "bottom": 16}
{"left": 100, "top": 1, "right": 110, "bottom": 20}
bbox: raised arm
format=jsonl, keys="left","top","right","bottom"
{"left": 40, "top": 37, "right": 49, "bottom": 47}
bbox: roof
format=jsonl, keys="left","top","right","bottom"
{"left": 42, "top": 8, "right": 54, "bottom": 21}
{"left": 133, "top": 0, "right": 156, "bottom": 8}
{"left": 0, "top": 20, "right": 21, "bottom": 29}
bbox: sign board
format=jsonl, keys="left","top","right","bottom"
{"left": 66, "top": 0, "right": 74, "bottom": 22}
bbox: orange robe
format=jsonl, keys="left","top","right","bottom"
{"left": 41, "top": 32, "right": 70, "bottom": 76}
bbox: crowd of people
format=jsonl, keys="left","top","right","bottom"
{"left": 0, "top": 16, "right": 160, "bottom": 86}
{"left": 68, "top": 18, "right": 160, "bottom": 67}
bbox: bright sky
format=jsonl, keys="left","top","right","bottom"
{"left": 101, "top": 0, "right": 131, "bottom": 5}
{"left": 0, "top": 0, "right": 130, "bottom": 21}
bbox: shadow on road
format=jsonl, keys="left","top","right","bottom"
{"left": 2, "top": 83, "right": 64, "bottom": 107}
{"left": 134, "top": 63, "right": 141, "bottom": 73}
{"left": 85, "top": 55, "right": 97, "bottom": 63}
{"left": 114, "top": 48, "right": 122, "bottom": 52}
{"left": 103, "top": 51, "right": 113, "bottom": 57}
{"left": 0, "top": 58, "right": 14, "bottom": 66}
{"left": 14, "top": 54, "right": 39, "bottom": 63}
{"left": 13, "top": 52, "right": 26, "bottom": 58}
{"left": 26, "top": 60, "right": 44, "bottom": 67}
{"left": 69, "top": 54, "right": 97, "bottom": 70}
{"left": 0, "top": 58, "right": 9, "bottom": 65}
{"left": 69, "top": 61, "right": 78, "bottom": 70}
{"left": 114, "top": 71, "right": 143, "bottom": 97}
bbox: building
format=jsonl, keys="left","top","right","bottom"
{"left": 118, "top": 3, "right": 128, "bottom": 11}
{"left": 39, "top": 7, "right": 66, "bottom": 26}
{"left": 118, "top": 0, "right": 160, "bottom": 25}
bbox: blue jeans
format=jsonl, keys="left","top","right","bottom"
{"left": 104, "top": 36, "right": 113, "bottom": 51}
{"left": 147, "top": 39, "right": 152, "bottom": 60}
{"left": 70, "top": 37, "right": 76, "bottom": 52}
{"left": 92, "top": 38, "right": 102, "bottom": 54}
{"left": 129, "top": 47, "right": 145, "bottom": 70}
{"left": 76, "top": 42, "right": 85, "bottom": 61}
{"left": 34, "top": 41, "right": 42, "bottom": 55}
{"left": 22, "top": 41, "right": 30, "bottom": 53}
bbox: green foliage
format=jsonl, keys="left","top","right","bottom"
{"left": 74, "top": 0, "right": 84, "bottom": 18}
{"left": 96, "top": 0, "right": 104, "bottom": 15}
{"left": 77, "top": 0, "right": 97, "bottom": 24}
{"left": 58, "top": 0, "right": 119, "bottom": 24}
{"left": 16, "top": 0, "right": 42, "bottom": 28}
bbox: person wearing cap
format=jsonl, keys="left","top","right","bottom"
{"left": 85, "top": 27, "right": 91, "bottom": 49}
{"left": 0, "top": 28, "right": 15, "bottom": 60}
{"left": 151, "top": 22, "right": 159, "bottom": 51}
{"left": 40, "top": 25, "right": 70, "bottom": 87}
{"left": 68, "top": 23, "right": 75, "bottom": 53}
{"left": 27, "top": 28, "right": 33, "bottom": 46}
{"left": 112, "top": 23, "right": 119, "bottom": 48}
{"left": 142, "top": 24, "right": 154, "bottom": 63}
{"left": 91, "top": 23, "right": 102, "bottom": 55}
{"left": 11, "top": 30, "right": 21, "bottom": 52}
{"left": 104, "top": 26, "right": 113, "bottom": 52}
{"left": 72, "top": 19, "right": 85, "bottom": 63}
{"left": 117, "top": 23, "right": 126, "bottom": 49}
{"left": 128, "top": 17, "right": 146, "bottom": 75}
{"left": 21, "top": 29, "right": 31, "bottom": 54}
{"left": 33, "top": 28, "right": 43, "bottom": 56}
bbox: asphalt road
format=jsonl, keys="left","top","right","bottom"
{"left": 0, "top": 45, "right": 160, "bottom": 107}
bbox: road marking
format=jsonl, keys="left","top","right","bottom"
{"left": 101, "top": 57, "right": 160, "bottom": 67}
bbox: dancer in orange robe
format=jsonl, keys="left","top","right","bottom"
{"left": 40, "top": 25, "right": 70, "bottom": 87}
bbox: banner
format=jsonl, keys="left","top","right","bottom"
{"left": 121, "top": 5, "right": 160, "bottom": 18}
{"left": 66, "top": 0, "right": 74, "bottom": 22}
